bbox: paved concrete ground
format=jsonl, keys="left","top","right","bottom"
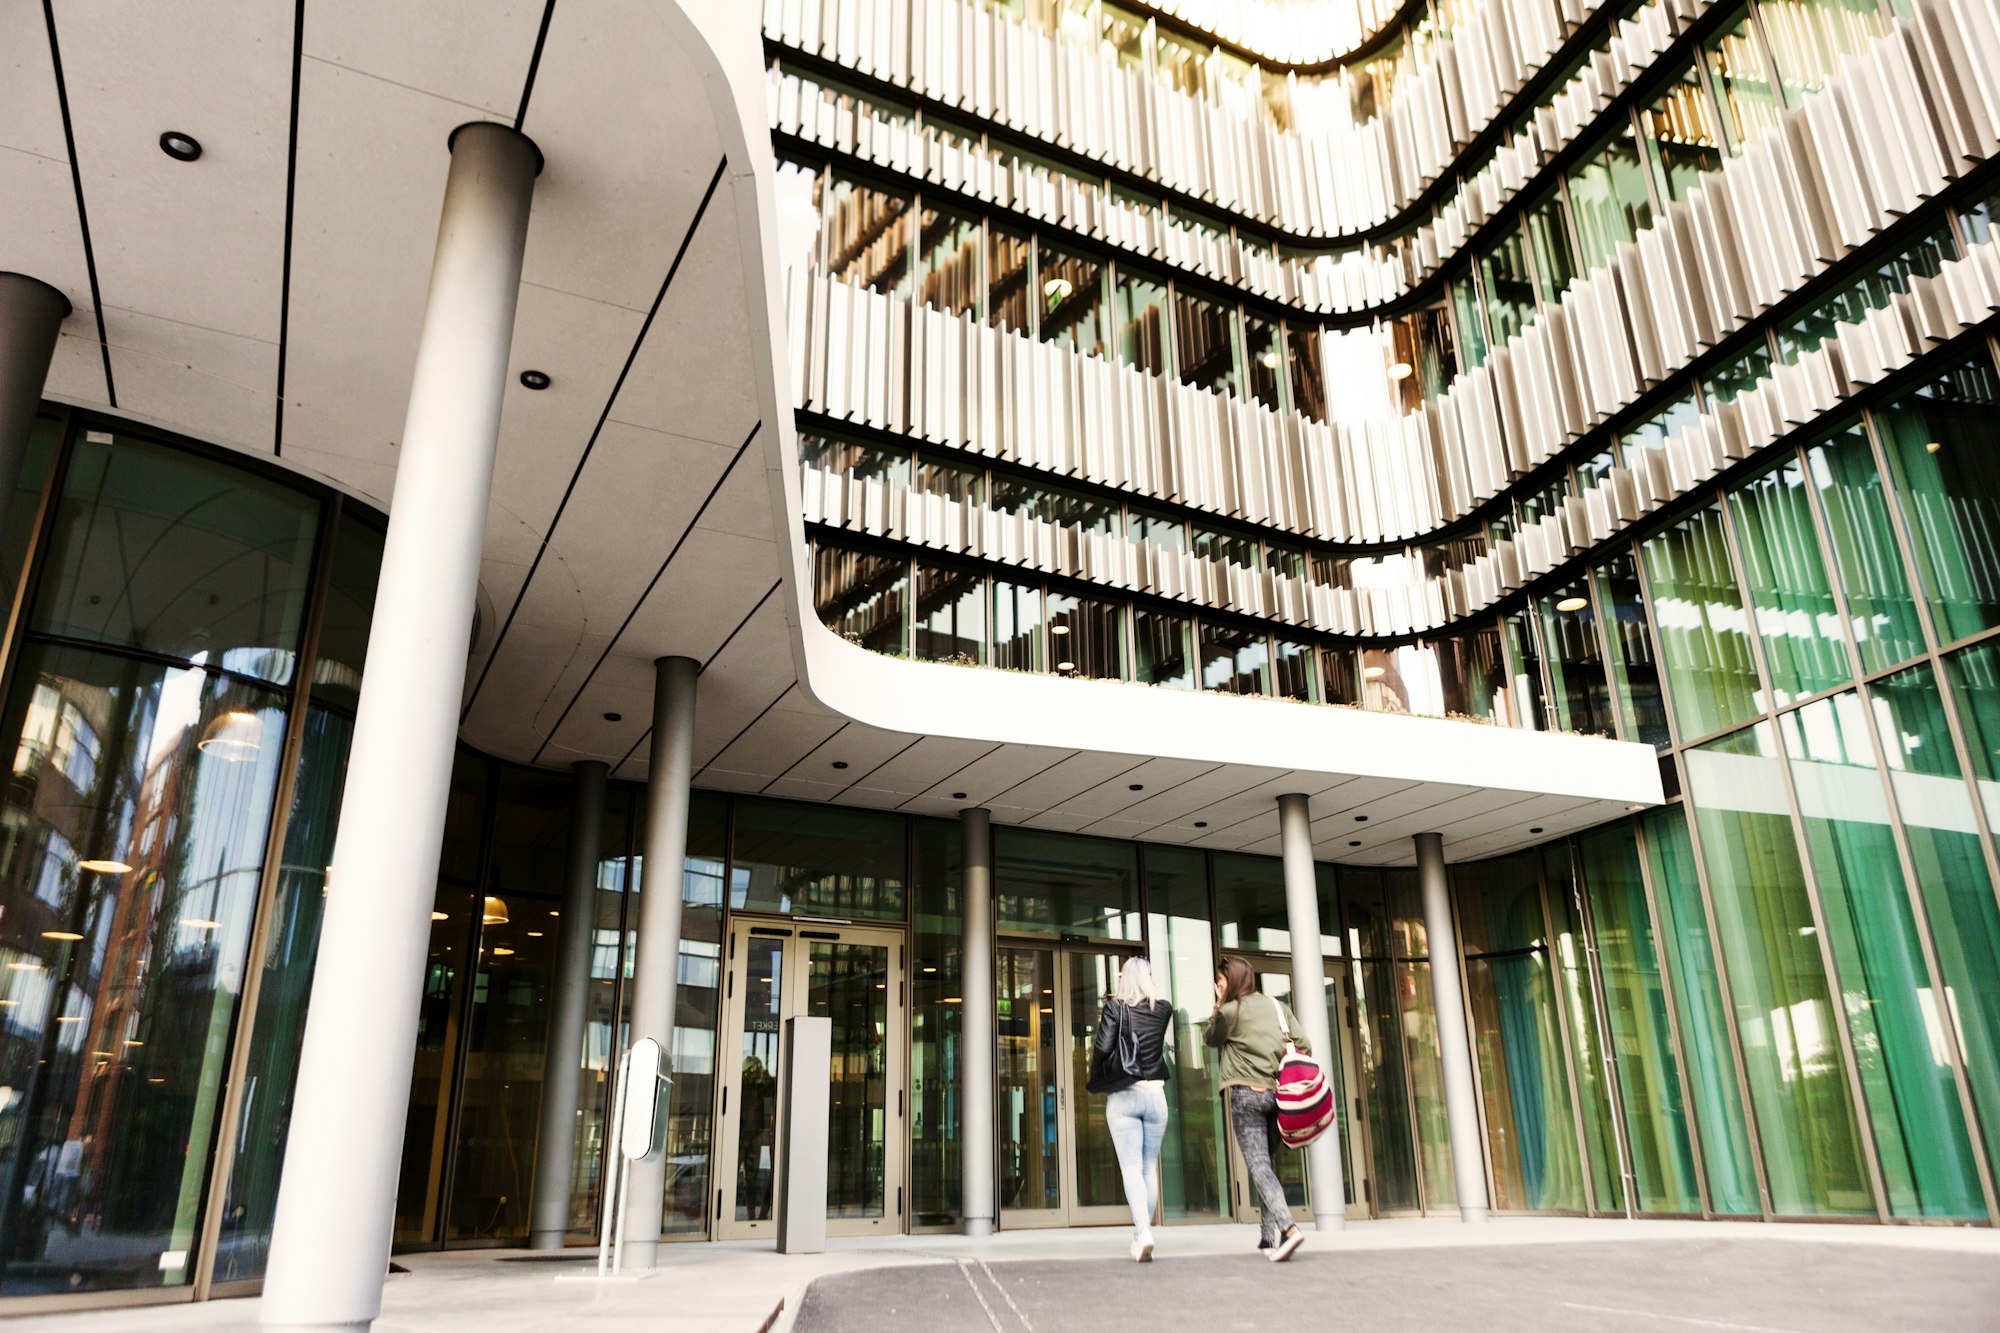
{"left": 792, "top": 1237, "right": 2000, "bottom": 1332}
{"left": 9, "top": 1220, "right": 1997, "bottom": 1332}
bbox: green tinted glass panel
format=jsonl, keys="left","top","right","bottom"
{"left": 1537, "top": 584, "right": 1615, "bottom": 736}
{"left": 1642, "top": 505, "right": 1762, "bottom": 739}
{"left": 1780, "top": 694, "right": 1982, "bottom": 1218}
{"left": 1644, "top": 805, "right": 1761, "bottom": 1213}
{"left": 1579, "top": 826, "right": 1702, "bottom": 1213}
{"left": 911, "top": 818, "right": 962, "bottom": 1225}
{"left": 1598, "top": 550, "right": 1671, "bottom": 746}
{"left": 1456, "top": 856, "right": 1586, "bottom": 1212}
{"left": 1878, "top": 663, "right": 2000, "bottom": 1176}
{"left": 994, "top": 828, "right": 1140, "bottom": 938}
{"left": 730, "top": 796, "right": 907, "bottom": 919}
{"left": 1641, "top": 61, "right": 1726, "bottom": 203}
{"left": 1478, "top": 229, "right": 1538, "bottom": 345}
{"left": 1685, "top": 724, "right": 1874, "bottom": 1215}
{"left": 1760, "top": 0, "right": 1890, "bottom": 103}
{"left": 1567, "top": 125, "right": 1653, "bottom": 273}
{"left": 1805, "top": 422, "right": 1925, "bottom": 673}
{"left": 1876, "top": 355, "right": 2000, "bottom": 643}
{"left": 1543, "top": 845, "right": 1625, "bottom": 1212}
{"left": 1705, "top": 5, "right": 1785, "bottom": 150}
{"left": 1144, "top": 845, "right": 1226, "bottom": 1219}
{"left": 1400, "top": 960, "right": 1457, "bottom": 1209}
{"left": 1729, "top": 456, "right": 1850, "bottom": 703}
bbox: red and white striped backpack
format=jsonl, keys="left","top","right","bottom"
{"left": 1269, "top": 995, "right": 1336, "bottom": 1149}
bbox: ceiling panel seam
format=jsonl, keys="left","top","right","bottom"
{"left": 37, "top": 0, "right": 114, "bottom": 406}
{"left": 461, "top": 153, "right": 729, "bottom": 720}
{"left": 698, "top": 682, "right": 794, "bottom": 771}
{"left": 513, "top": 0, "right": 558, "bottom": 130}
{"left": 892, "top": 743, "right": 1006, "bottom": 810}
{"left": 272, "top": 0, "right": 305, "bottom": 457}
{"left": 764, "top": 721, "right": 851, "bottom": 792}
{"left": 523, "top": 418, "right": 760, "bottom": 765}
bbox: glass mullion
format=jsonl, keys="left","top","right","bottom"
{"left": 1537, "top": 844, "right": 1625, "bottom": 1215}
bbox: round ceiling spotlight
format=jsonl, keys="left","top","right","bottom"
{"left": 1348, "top": 839, "right": 1362, "bottom": 848}
{"left": 951, "top": 792, "right": 968, "bottom": 801}
{"left": 1193, "top": 821, "right": 1208, "bottom": 828}
{"left": 1554, "top": 595, "right": 1589, "bottom": 613}
{"left": 602, "top": 712, "right": 621, "bottom": 722}
{"left": 832, "top": 761, "right": 849, "bottom": 770}
{"left": 159, "top": 131, "right": 203, "bottom": 162}
{"left": 1049, "top": 623, "right": 1071, "bottom": 636}
{"left": 1354, "top": 814, "right": 1369, "bottom": 823}
{"left": 1529, "top": 826, "right": 1545, "bottom": 835}
{"left": 1386, "top": 361, "right": 1414, "bottom": 381}
{"left": 1128, "top": 784, "right": 1145, "bottom": 792}
{"left": 519, "top": 369, "right": 552, "bottom": 390}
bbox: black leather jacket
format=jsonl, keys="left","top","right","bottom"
{"left": 1087, "top": 999, "right": 1173, "bottom": 1094}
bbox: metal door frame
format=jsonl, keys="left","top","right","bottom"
{"left": 712, "top": 916, "right": 907, "bottom": 1240}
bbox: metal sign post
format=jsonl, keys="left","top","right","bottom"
{"left": 559, "top": 1037, "right": 668, "bottom": 1284}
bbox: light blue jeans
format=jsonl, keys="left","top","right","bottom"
{"left": 1104, "top": 1082, "right": 1169, "bottom": 1241}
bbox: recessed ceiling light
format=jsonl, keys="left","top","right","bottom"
{"left": 1129, "top": 784, "right": 1145, "bottom": 792}
{"left": 603, "top": 712, "right": 621, "bottom": 722}
{"left": 1387, "top": 361, "right": 1413, "bottom": 381}
{"left": 1529, "top": 826, "right": 1545, "bottom": 834}
{"left": 1361, "top": 665, "right": 1386, "bottom": 680}
{"left": 41, "top": 931, "right": 83, "bottom": 942}
{"left": 832, "top": 761, "right": 849, "bottom": 770}
{"left": 1193, "top": 821, "right": 1208, "bottom": 828}
{"left": 1555, "top": 596, "right": 1589, "bottom": 613}
{"left": 432, "top": 911, "right": 448, "bottom": 921}
{"left": 527, "top": 931, "right": 544, "bottom": 938}
{"left": 1925, "top": 440, "right": 1942, "bottom": 453}
{"left": 1349, "top": 839, "right": 1361, "bottom": 847}
{"left": 78, "top": 859, "right": 132, "bottom": 875}
{"left": 1050, "top": 623, "right": 1071, "bottom": 635}
{"left": 952, "top": 792, "right": 968, "bottom": 800}
{"left": 492, "top": 947, "right": 515, "bottom": 957}
{"left": 159, "top": 131, "right": 202, "bottom": 162}
{"left": 1044, "top": 276, "right": 1073, "bottom": 301}
{"left": 1354, "top": 815, "right": 1369, "bottom": 823}
{"left": 1257, "top": 350, "right": 1280, "bottom": 369}
{"left": 519, "top": 370, "right": 551, "bottom": 391}
{"left": 1057, "top": 661, "right": 1076, "bottom": 671}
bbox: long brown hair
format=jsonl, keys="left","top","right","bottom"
{"left": 1216, "top": 956, "right": 1258, "bottom": 1005}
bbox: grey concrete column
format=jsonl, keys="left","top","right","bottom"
{"left": 960, "top": 807, "right": 996, "bottom": 1237}
{"left": 529, "top": 760, "right": 609, "bottom": 1249}
{"left": 1277, "top": 793, "right": 1344, "bottom": 1231}
{"left": 262, "top": 122, "right": 539, "bottom": 1332}
{"left": 1414, "top": 831, "right": 1489, "bottom": 1224}
{"left": 619, "top": 655, "right": 699, "bottom": 1270}
{"left": 0, "top": 274, "right": 70, "bottom": 527}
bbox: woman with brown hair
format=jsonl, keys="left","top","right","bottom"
{"left": 1204, "top": 956, "right": 1308, "bottom": 1262}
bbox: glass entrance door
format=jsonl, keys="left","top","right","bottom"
{"left": 998, "top": 942, "right": 1145, "bottom": 1228}
{"left": 712, "top": 919, "right": 905, "bottom": 1240}
{"left": 1225, "top": 963, "right": 1370, "bottom": 1224}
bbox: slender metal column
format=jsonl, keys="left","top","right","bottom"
{"left": 261, "top": 122, "right": 538, "bottom": 1332}
{"left": 961, "top": 807, "right": 996, "bottom": 1237}
{"left": 1414, "top": 831, "right": 1489, "bottom": 1224}
{"left": 0, "top": 273, "right": 69, "bottom": 527}
{"left": 530, "top": 760, "right": 609, "bottom": 1249}
{"left": 619, "top": 656, "right": 698, "bottom": 1269}
{"left": 1277, "top": 794, "right": 1344, "bottom": 1231}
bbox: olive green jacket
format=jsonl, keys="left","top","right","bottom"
{"left": 1204, "top": 993, "right": 1310, "bottom": 1091}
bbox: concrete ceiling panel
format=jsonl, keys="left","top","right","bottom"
{"left": 303, "top": 0, "right": 544, "bottom": 119}
{"left": 99, "top": 307, "right": 277, "bottom": 455}
{"left": 861, "top": 736, "right": 1001, "bottom": 795}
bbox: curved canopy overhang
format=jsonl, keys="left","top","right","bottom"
{"left": 2, "top": 0, "right": 1660, "bottom": 867}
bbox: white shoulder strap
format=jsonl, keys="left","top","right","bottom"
{"left": 1269, "top": 993, "right": 1289, "bottom": 1039}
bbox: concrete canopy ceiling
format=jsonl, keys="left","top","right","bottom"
{"left": 3, "top": 0, "right": 1661, "bottom": 868}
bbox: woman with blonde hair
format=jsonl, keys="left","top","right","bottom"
{"left": 1087, "top": 956, "right": 1173, "bottom": 1261}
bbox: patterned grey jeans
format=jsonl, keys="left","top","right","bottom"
{"left": 1228, "top": 1086, "right": 1296, "bottom": 1243}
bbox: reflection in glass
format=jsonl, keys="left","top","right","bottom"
{"left": 1805, "top": 423, "right": 1924, "bottom": 674}
{"left": 733, "top": 936, "right": 784, "bottom": 1222}
{"left": 1046, "top": 592, "right": 1124, "bottom": 681}
{"left": 812, "top": 545, "right": 908, "bottom": 655}
{"left": 1597, "top": 552, "right": 1670, "bottom": 746}
{"left": 0, "top": 646, "right": 286, "bottom": 1295}
{"left": 1642, "top": 505, "right": 1762, "bottom": 740}
{"left": 1069, "top": 951, "right": 1128, "bottom": 1208}
{"left": 1038, "top": 244, "right": 1105, "bottom": 357}
{"left": 823, "top": 175, "right": 912, "bottom": 295}
{"left": 992, "top": 579, "right": 1044, "bottom": 672}
{"left": 988, "top": 221, "right": 1032, "bottom": 334}
{"left": 308, "top": 516, "right": 382, "bottom": 714}
{"left": 1578, "top": 828, "right": 1701, "bottom": 1213}
{"left": 1875, "top": 355, "right": 2000, "bottom": 643}
{"left": 913, "top": 562, "right": 985, "bottom": 664}
{"left": 1478, "top": 229, "right": 1538, "bottom": 346}
{"left": 1566, "top": 125, "right": 1654, "bottom": 274}
{"left": 917, "top": 204, "right": 981, "bottom": 317}
{"left": 730, "top": 797, "right": 906, "bottom": 920}
{"left": 1144, "top": 847, "right": 1225, "bottom": 1220}
{"left": 1455, "top": 854, "right": 1586, "bottom": 1212}
{"left": 1114, "top": 272, "right": 1169, "bottom": 375}
{"left": 1244, "top": 316, "right": 1284, "bottom": 410}
{"left": 1781, "top": 695, "right": 1982, "bottom": 1218}
{"left": 1537, "top": 585, "right": 1614, "bottom": 736}
{"left": 810, "top": 940, "right": 892, "bottom": 1217}
{"left": 1286, "top": 325, "right": 1326, "bottom": 422}
{"left": 1132, "top": 607, "right": 1193, "bottom": 689}
{"left": 911, "top": 820, "right": 963, "bottom": 1225}
{"left": 1644, "top": 805, "right": 1760, "bottom": 1213}
{"left": 1641, "top": 62, "right": 1726, "bottom": 203}
{"left": 1542, "top": 845, "right": 1625, "bottom": 1212}
{"left": 1730, "top": 456, "right": 1849, "bottom": 704}
{"left": 1199, "top": 623, "right": 1268, "bottom": 696}
{"left": 1173, "top": 289, "right": 1239, "bottom": 394}
{"left": 995, "top": 829, "right": 1140, "bottom": 939}
{"left": 997, "top": 948, "right": 1059, "bottom": 1212}
{"left": 1685, "top": 725, "right": 1874, "bottom": 1215}
{"left": 1705, "top": 11, "right": 1786, "bottom": 150}
{"left": 656, "top": 789, "right": 727, "bottom": 1237}
{"left": 34, "top": 433, "right": 318, "bottom": 685}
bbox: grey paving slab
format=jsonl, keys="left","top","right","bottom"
{"left": 791, "top": 1239, "right": 2000, "bottom": 1333}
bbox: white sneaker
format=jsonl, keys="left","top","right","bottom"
{"left": 1131, "top": 1237, "right": 1154, "bottom": 1263}
{"left": 1268, "top": 1226, "right": 1304, "bottom": 1263}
